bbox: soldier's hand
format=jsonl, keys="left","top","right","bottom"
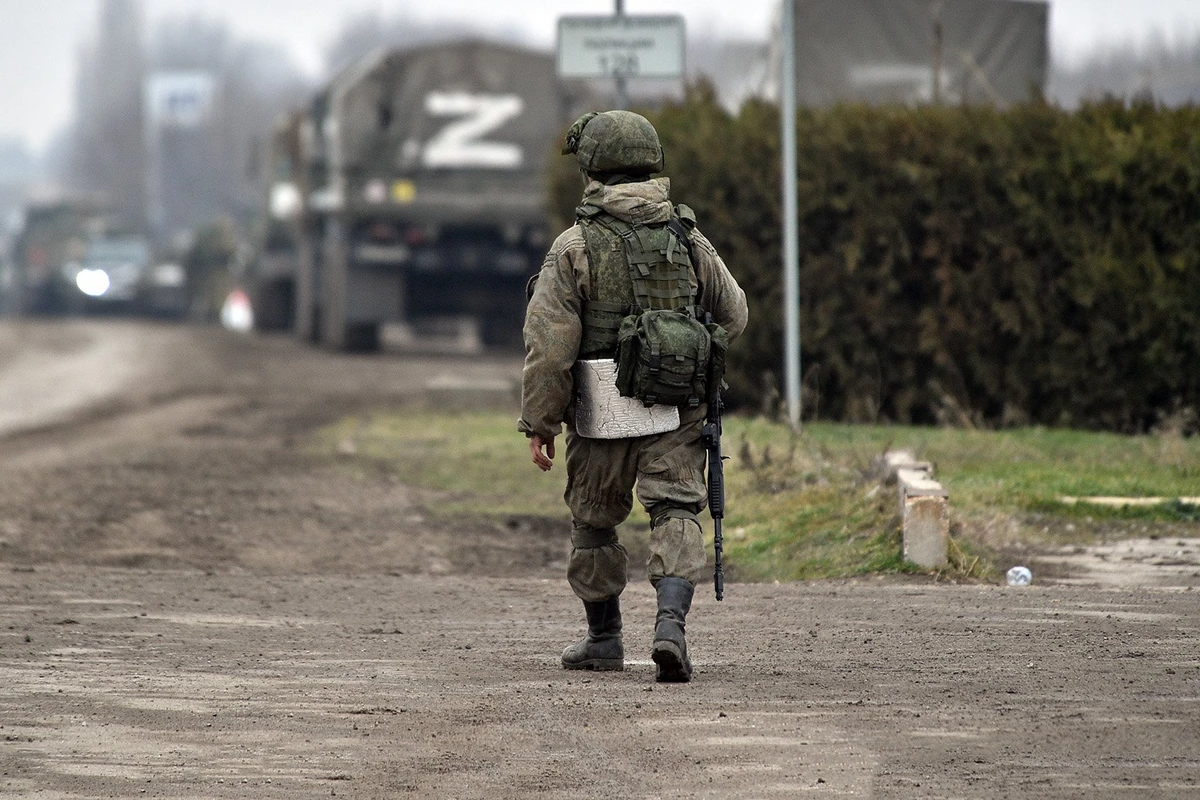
{"left": 530, "top": 435, "right": 555, "bottom": 471}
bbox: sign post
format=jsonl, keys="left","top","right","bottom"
{"left": 615, "top": 0, "right": 628, "bottom": 110}
{"left": 781, "top": 0, "right": 801, "bottom": 430}
{"left": 143, "top": 71, "right": 214, "bottom": 239}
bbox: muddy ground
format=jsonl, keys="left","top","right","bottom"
{"left": 0, "top": 319, "right": 1197, "bottom": 799}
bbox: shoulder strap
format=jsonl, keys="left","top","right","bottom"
{"left": 666, "top": 218, "right": 694, "bottom": 264}
{"left": 667, "top": 203, "right": 696, "bottom": 263}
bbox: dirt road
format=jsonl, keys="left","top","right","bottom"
{"left": 1, "top": 319, "right": 1197, "bottom": 799}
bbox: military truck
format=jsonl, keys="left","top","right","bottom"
{"left": 293, "top": 40, "right": 578, "bottom": 351}
{"left": 8, "top": 198, "right": 191, "bottom": 318}
{"left": 9, "top": 197, "right": 107, "bottom": 314}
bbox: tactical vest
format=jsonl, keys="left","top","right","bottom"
{"left": 577, "top": 203, "right": 698, "bottom": 359}
{"left": 576, "top": 203, "right": 727, "bottom": 409}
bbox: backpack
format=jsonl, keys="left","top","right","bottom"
{"left": 615, "top": 305, "right": 728, "bottom": 408}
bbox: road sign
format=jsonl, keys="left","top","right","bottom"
{"left": 557, "top": 15, "right": 686, "bottom": 79}
{"left": 145, "top": 72, "right": 214, "bottom": 128}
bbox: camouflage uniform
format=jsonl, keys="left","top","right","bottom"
{"left": 519, "top": 111, "right": 747, "bottom": 681}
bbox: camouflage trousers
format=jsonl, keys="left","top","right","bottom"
{"left": 563, "top": 405, "right": 708, "bottom": 602}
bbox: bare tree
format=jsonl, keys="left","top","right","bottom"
{"left": 1050, "top": 34, "right": 1200, "bottom": 107}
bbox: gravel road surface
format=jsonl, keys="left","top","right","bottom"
{"left": 0, "top": 319, "right": 1197, "bottom": 799}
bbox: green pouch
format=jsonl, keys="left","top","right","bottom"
{"left": 616, "top": 308, "right": 716, "bottom": 408}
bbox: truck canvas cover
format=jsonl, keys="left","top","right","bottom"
{"left": 325, "top": 41, "right": 564, "bottom": 224}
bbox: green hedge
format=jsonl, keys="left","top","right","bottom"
{"left": 549, "top": 86, "right": 1200, "bottom": 431}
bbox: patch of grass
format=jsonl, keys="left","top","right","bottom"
{"left": 310, "top": 411, "right": 569, "bottom": 517}
{"left": 716, "top": 424, "right": 915, "bottom": 581}
{"left": 309, "top": 409, "right": 1200, "bottom": 583}
{"left": 764, "top": 420, "right": 1200, "bottom": 555}
{"left": 787, "top": 422, "right": 1200, "bottom": 513}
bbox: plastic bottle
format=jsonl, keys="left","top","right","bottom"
{"left": 1006, "top": 566, "right": 1032, "bottom": 586}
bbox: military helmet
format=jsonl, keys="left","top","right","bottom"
{"left": 561, "top": 110, "right": 665, "bottom": 176}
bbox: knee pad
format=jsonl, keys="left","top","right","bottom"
{"left": 648, "top": 506, "right": 700, "bottom": 530}
{"left": 570, "top": 526, "right": 619, "bottom": 549}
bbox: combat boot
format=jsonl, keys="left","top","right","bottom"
{"left": 651, "top": 577, "right": 694, "bottom": 683}
{"left": 561, "top": 596, "right": 624, "bottom": 671}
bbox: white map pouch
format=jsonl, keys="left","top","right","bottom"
{"left": 572, "top": 359, "right": 680, "bottom": 439}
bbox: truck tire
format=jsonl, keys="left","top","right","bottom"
{"left": 254, "top": 281, "right": 295, "bottom": 332}
{"left": 343, "top": 322, "right": 381, "bottom": 353}
{"left": 304, "top": 306, "right": 321, "bottom": 343}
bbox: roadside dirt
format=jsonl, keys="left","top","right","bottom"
{"left": 0, "top": 319, "right": 1198, "bottom": 799}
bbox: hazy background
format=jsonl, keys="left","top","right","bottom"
{"left": 3, "top": 0, "right": 1200, "bottom": 244}
{"left": 4, "top": 0, "right": 1200, "bottom": 154}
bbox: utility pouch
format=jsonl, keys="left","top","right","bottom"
{"left": 615, "top": 307, "right": 723, "bottom": 408}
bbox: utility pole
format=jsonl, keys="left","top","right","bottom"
{"left": 614, "top": 0, "right": 629, "bottom": 109}
{"left": 931, "top": 1, "right": 945, "bottom": 104}
{"left": 781, "top": 0, "right": 801, "bottom": 430}
{"left": 143, "top": 87, "right": 163, "bottom": 239}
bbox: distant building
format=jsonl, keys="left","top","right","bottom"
{"left": 0, "top": 138, "right": 38, "bottom": 230}
{"left": 765, "top": 0, "right": 1049, "bottom": 107}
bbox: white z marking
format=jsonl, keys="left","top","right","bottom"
{"left": 422, "top": 92, "right": 524, "bottom": 169}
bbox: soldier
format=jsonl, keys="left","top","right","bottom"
{"left": 519, "top": 110, "right": 748, "bottom": 682}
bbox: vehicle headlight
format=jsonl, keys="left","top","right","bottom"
{"left": 76, "top": 269, "right": 111, "bottom": 297}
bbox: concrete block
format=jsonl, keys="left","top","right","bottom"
{"left": 897, "top": 468, "right": 946, "bottom": 495}
{"left": 903, "top": 495, "right": 950, "bottom": 569}
{"left": 888, "top": 451, "right": 950, "bottom": 568}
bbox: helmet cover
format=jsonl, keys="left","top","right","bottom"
{"left": 562, "top": 110, "right": 664, "bottom": 175}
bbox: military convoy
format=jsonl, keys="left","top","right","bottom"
{"left": 247, "top": 40, "right": 587, "bottom": 351}
{"left": 4, "top": 40, "right": 586, "bottom": 342}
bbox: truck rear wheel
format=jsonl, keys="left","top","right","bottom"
{"left": 254, "top": 281, "right": 295, "bottom": 332}
{"left": 343, "top": 322, "right": 381, "bottom": 353}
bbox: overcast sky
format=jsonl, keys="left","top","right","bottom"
{"left": 3, "top": 0, "right": 1200, "bottom": 154}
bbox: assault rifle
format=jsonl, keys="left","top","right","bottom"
{"left": 701, "top": 367, "right": 726, "bottom": 601}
